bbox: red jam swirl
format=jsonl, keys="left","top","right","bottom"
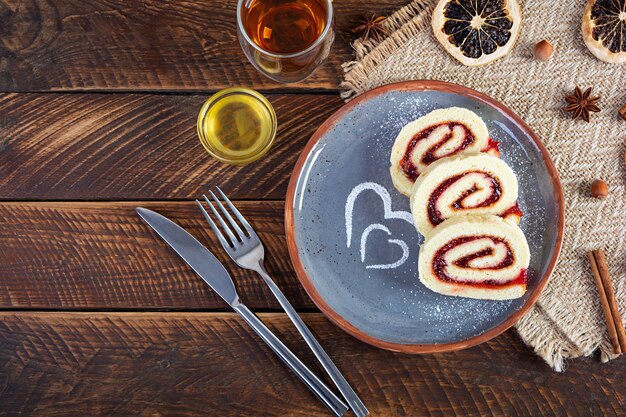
{"left": 502, "top": 203, "right": 524, "bottom": 218}
{"left": 483, "top": 137, "right": 501, "bottom": 154}
{"left": 400, "top": 123, "right": 475, "bottom": 181}
{"left": 427, "top": 171, "right": 502, "bottom": 226}
{"left": 432, "top": 236, "right": 527, "bottom": 289}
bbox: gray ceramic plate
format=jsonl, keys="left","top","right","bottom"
{"left": 285, "top": 81, "right": 564, "bottom": 352}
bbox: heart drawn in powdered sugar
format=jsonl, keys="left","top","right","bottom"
{"left": 345, "top": 182, "right": 414, "bottom": 270}
{"left": 359, "top": 224, "right": 410, "bottom": 269}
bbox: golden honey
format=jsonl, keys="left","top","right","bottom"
{"left": 197, "top": 88, "right": 277, "bottom": 165}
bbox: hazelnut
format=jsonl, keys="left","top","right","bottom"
{"left": 591, "top": 179, "right": 608, "bottom": 199}
{"left": 533, "top": 40, "right": 554, "bottom": 61}
{"left": 619, "top": 104, "right": 626, "bottom": 121}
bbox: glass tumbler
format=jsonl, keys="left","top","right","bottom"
{"left": 236, "top": 0, "right": 335, "bottom": 83}
{"left": 197, "top": 88, "right": 277, "bottom": 165}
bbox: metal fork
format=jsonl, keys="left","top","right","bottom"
{"left": 197, "top": 187, "right": 368, "bottom": 417}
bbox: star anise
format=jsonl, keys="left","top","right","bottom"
{"left": 564, "top": 86, "right": 601, "bottom": 123}
{"left": 352, "top": 14, "right": 388, "bottom": 42}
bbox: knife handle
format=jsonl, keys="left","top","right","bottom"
{"left": 232, "top": 303, "right": 347, "bottom": 417}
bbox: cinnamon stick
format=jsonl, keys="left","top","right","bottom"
{"left": 587, "top": 251, "right": 621, "bottom": 354}
{"left": 593, "top": 250, "right": 626, "bottom": 353}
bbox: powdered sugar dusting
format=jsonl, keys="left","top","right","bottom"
{"left": 293, "top": 90, "right": 556, "bottom": 344}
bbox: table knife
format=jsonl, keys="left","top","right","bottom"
{"left": 136, "top": 207, "right": 348, "bottom": 417}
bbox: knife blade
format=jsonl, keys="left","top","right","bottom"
{"left": 136, "top": 207, "right": 348, "bottom": 416}
{"left": 136, "top": 207, "right": 239, "bottom": 306}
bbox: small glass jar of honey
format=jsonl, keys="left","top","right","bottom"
{"left": 197, "top": 88, "right": 277, "bottom": 165}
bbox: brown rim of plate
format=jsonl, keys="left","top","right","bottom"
{"left": 285, "top": 80, "right": 565, "bottom": 353}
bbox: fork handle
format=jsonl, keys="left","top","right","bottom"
{"left": 232, "top": 302, "right": 348, "bottom": 417}
{"left": 255, "top": 267, "right": 369, "bottom": 417}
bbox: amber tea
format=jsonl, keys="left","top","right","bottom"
{"left": 243, "top": 0, "right": 327, "bottom": 54}
{"left": 237, "top": 0, "right": 334, "bottom": 82}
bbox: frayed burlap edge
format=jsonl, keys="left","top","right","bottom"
{"left": 516, "top": 304, "right": 584, "bottom": 372}
{"left": 517, "top": 304, "right": 619, "bottom": 371}
{"left": 340, "top": 0, "right": 434, "bottom": 100}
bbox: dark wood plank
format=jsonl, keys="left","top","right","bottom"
{"left": 0, "top": 0, "right": 401, "bottom": 92}
{"left": 0, "top": 93, "right": 343, "bottom": 200}
{"left": 0, "top": 201, "right": 313, "bottom": 310}
{"left": 0, "top": 312, "right": 623, "bottom": 417}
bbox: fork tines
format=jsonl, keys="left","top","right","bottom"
{"left": 196, "top": 187, "right": 255, "bottom": 249}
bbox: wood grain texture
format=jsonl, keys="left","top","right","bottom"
{"left": 0, "top": 0, "right": 402, "bottom": 92}
{"left": 0, "top": 93, "right": 343, "bottom": 200}
{"left": 0, "top": 201, "right": 315, "bottom": 310}
{"left": 0, "top": 312, "right": 624, "bottom": 417}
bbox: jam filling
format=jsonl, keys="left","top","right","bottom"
{"left": 484, "top": 137, "right": 500, "bottom": 153}
{"left": 432, "top": 235, "right": 526, "bottom": 288}
{"left": 502, "top": 203, "right": 523, "bottom": 218}
{"left": 427, "top": 171, "right": 502, "bottom": 226}
{"left": 400, "top": 123, "right": 475, "bottom": 181}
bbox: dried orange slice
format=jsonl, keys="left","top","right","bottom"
{"left": 582, "top": 0, "right": 626, "bottom": 63}
{"left": 432, "top": 0, "right": 522, "bottom": 66}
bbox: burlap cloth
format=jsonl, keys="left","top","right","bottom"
{"left": 341, "top": 0, "right": 625, "bottom": 371}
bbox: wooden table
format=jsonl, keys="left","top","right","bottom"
{"left": 0, "top": 1, "right": 624, "bottom": 416}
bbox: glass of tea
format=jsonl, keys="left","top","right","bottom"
{"left": 237, "top": 0, "right": 334, "bottom": 83}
